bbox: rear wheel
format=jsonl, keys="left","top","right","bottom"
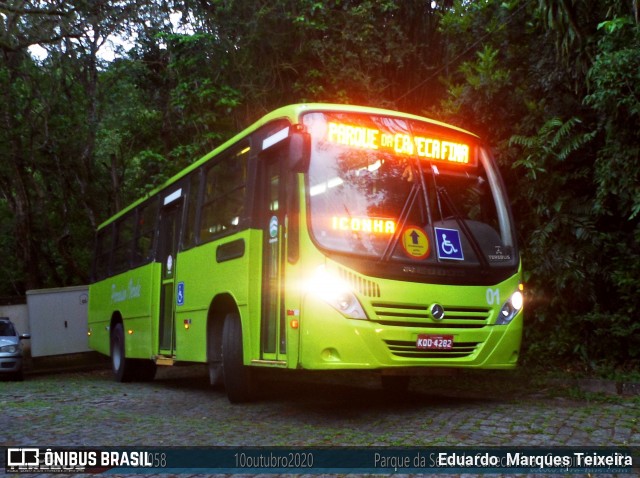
{"left": 111, "top": 323, "right": 157, "bottom": 382}
{"left": 111, "top": 323, "right": 128, "bottom": 382}
{"left": 222, "top": 313, "right": 253, "bottom": 403}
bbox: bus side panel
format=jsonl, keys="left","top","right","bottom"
{"left": 88, "top": 263, "right": 159, "bottom": 360}
{"left": 173, "top": 229, "right": 262, "bottom": 363}
{"left": 172, "top": 240, "right": 221, "bottom": 363}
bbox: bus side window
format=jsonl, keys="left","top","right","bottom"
{"left": 95, "top": 226, "right": 113, "bottom": 280}
{"left": 134, "top": 200, "right": 158, "bottom": 265}
{"left": 200, "top": 145, "right": 248, "bottom": 242}
{"left": 112, "top": 215, "right": 136, "bottom": 273}
{"left": 183, "top": 170, "right": 201, "bottom": 249}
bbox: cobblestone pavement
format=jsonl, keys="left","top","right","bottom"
{"left": 1, "top": 366, "right": 639, "bottom": 477}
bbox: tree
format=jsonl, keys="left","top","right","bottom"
{"left": 437, "top": 0, "right": 640, "bottom": 369}
{"left": 0, "top": 1, "right": 79, "bottom": 291}
{"left": 0, "top": 1, "right": 146, "bottom": 291}
{"left": 0, "top": 0, "right": 637, "bottom": 371}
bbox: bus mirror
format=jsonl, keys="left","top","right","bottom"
{"left": 288, "top": 131, "right": 310, "bottom": 172}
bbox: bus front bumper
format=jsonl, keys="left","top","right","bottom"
{"left": 298, "top": 298, "right": 522, "bottom": 371}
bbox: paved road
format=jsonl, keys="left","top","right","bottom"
{"left": 2, "top": 366, "right": 638, "bottom": 475}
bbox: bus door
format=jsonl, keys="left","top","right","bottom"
{"left": 158, "top": 198, "right": 182, "bottom": 355}
{"left": 260, "top": 155, "right": 287, "bottom": 361}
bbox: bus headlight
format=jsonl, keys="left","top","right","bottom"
{"left": 496, "top": 289, "right": 524, "bottom": 325}
{"left": 306, "top": 266, "right": 368, "bottom": 320}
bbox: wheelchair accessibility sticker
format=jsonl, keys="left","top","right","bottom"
{"left": 177, "top": 281, "right": 185, "bottom": 306}
{"left": 435, "top": 227, "right": 464, "bottom": 260}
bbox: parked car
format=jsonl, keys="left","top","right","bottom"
{"left": 0, "top": 317, "right": 30, "bottom": 381}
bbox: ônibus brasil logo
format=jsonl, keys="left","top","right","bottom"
{"left": 6, "top": 447, "right": 155, "bottom": 473}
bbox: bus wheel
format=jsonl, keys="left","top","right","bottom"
{"left": 222, "top": 313, "right": 253, "bottom": 403}
{"left": 208, "top": 360, "right": 224, "bottom": 388}
{"left": 111, "top": 322, "right": 135, "bottom": 383}
{"left": 207, "top": 323, "right": 224, "bottom": 388}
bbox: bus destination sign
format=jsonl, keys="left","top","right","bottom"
{"left": 327, "top": 122, "right": 473, "bottom": 165}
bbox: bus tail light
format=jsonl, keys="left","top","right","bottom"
{"left": 496, "top": 287, "right": 524, "bottom": 325}
{"left": 305, "top": 266, "right": 368, "bottom": 320}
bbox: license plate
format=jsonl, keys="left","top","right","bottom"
{"left": 416, "top": 334, "right": 453, "bottom": 350}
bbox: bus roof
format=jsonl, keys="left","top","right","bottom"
{"left": 97, "top": 103, "right": 479, "bottom": 229}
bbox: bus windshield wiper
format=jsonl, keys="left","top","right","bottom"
{"left": 433, "top": 182, "right": 491, "bottom": 271}
{"left": 380, "top": 179, "right": 421, "bottom": 262}
{"left": 381, "top": 156, "right": 436, "bottom": 263}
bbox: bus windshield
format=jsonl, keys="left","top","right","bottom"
{"left": 303, "top": 111, "right": 518, "bottom": 274}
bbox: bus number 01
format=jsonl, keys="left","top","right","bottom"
{"left": 486, "top": 288, "right": 500, "bottom": 306}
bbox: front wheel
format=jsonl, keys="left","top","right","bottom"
{"left": 208, "top": 361, "right": 224, "bottom": 388}
{"left": 207, "top": 320, "right": 224, "bottom": 388}
{"left": 222, "top": 313, "right": 253, "bottom": 403}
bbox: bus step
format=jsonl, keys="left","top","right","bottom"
{"left": 154, "top": 355, "right": 175, "bottom": 366}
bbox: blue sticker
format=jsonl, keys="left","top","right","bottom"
{"left": 435, "top": 227, "right": 464, "bottom": 260}
{"left": 177, "top": 281, "right": 185, "bottom": 306}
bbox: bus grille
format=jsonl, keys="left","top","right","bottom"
{"left": 370, "top": 302, "right": 491, "bottom": 328}
{"left": 384, "top": 339, "right": 480, "bottom": 358}
{"left": 338, "top": 268, "right": 381, "bottom": 297}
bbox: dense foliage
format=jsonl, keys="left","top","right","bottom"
{"left": 1, "top": 0, "right": 637, "bottom": 371}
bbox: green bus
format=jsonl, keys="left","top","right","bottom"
{"left": 88, "top": 104, "right": 523, "bottom": 402}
